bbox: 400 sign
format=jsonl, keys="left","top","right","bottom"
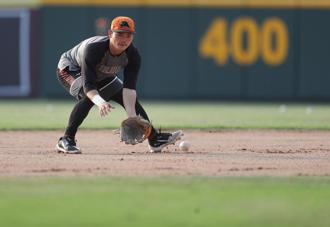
{"left": 199, "top": 17, "right": 289, "bottom": 66}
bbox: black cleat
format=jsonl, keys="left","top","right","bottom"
{"left": 148, "top": 130, "right": 183, "bottom": 153}
{"left": 56, "top": 137, "right": 81, "bottom": 154}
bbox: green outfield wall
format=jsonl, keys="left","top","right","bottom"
{"left": 2, "top": 0, "right": 330, "bottom": 100}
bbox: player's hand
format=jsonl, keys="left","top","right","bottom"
{"left": 98, "top": 102, "right": 115, "bottom": 117}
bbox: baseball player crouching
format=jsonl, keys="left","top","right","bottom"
{"left": 56, "top": 16, "right": 182, "bottom": 154}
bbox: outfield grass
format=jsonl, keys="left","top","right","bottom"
{"left": 1, "top": 99, "right": 330, "bottom": 130}
{"left": 0, "top": 177, "right": 329, "bottom": 227}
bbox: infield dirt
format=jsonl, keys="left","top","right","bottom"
{"left": 0, "top": 130, "right": 329, "bottom": 176}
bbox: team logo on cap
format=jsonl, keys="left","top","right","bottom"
{"left": 120, "top": 21, "right": 130, "bottom": 28}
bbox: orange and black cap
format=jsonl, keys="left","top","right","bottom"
{"left": 111, "top": 16, "right": 135, "bottom": 33}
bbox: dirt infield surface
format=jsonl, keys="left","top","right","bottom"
{"left": 0, "top": 130, "right": 329, "bottom": 176}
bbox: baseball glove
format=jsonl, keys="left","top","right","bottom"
{"left": 120, "top": 116, "right": 152, "bottom": 145}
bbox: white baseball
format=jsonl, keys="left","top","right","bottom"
{"left": 179, "top": 141, "right": 191, "bottom": 151}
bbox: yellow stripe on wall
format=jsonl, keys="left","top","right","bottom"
{"left": 0, "top": 0, "right": 40, "bottom": 7}
{"left": 41, "top": 0, "right": 330, "bottom": 8}
{"left": 3, "top": 0, "right": 330, "bottom": 8}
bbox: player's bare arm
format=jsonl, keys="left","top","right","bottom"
{"left": 86, "top": 89, "right": 114, "bottom": 117}
{"left": 123, "top": 88, "right": 137, "bottom": 117}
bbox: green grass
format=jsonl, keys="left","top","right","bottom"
{"left": 1, "top": 100, "right": 330, "bottom": 227}
{"left": 0, "top": 177, "right": 329, "bottom": 227}
{"left": 1, "top": 99, "right": 330, "bottom": 130}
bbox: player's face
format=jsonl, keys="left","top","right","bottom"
{"left": 109, "top": 31, "right": 133, "bottom": 52}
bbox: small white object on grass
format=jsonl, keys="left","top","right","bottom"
{"left": 278, "top": 104, "right": 287, "bottom": 114}
{"left": 305, "top": 106, "right": 313, "bottom": 115}
{"left": 46, "top": 104, "right": 54, "bottom": 112}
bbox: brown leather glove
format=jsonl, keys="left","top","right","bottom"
{"left": 120, "top": 116, "right": 152, "bottom": 145}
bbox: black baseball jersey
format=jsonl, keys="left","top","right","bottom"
{"left": 58, "top": 36, "right": 141, "bottom": 93}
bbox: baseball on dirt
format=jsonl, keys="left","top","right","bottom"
{"left": 179, "top": 141, "right": 191, "bottom": 151}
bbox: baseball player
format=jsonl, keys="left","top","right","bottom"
{"left": 56, "top": 16, "right": 182, "bottom": 154}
